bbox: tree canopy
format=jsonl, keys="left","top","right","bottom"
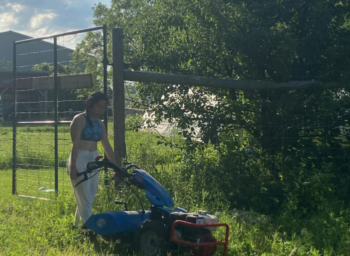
{"left": 72, "top": 0, "right": 350, "bottom": 213}
{"left": 0, "top": 58, "right": 12, "bottom": 71}
{"left": 88, "top": 0, "right": 350, "bottom": 151}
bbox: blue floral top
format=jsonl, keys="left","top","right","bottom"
{"left": 80, "top": 116, "right": 102, "bottom": 142}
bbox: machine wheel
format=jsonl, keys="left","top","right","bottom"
{"left": 134, "top": 220, "right": 168, "bottom": 256}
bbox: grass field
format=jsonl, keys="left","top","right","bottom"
{"left": 0, "top": 169, "right": 321, "bottom": 256}
{"left": 0, "top": 123, "right": 347, "bottom": 255}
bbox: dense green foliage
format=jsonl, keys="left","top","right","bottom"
{"left": 0, "top": 57, "right": 12, "bottom": 71}
{"left": 76, "top": 0, "right": 350, "bottom": 216}
{"left": 94, "top": 0, "right": 350, "bottom": 80}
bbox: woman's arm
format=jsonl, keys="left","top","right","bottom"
{"left": 100, "top": 121, "right": 118, "bottom": 165}
{"left": 69, "top": 114, "right": 84, "bottom": 179}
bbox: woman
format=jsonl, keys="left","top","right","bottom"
{"left": 67, "top": 91, "right": 117, "bottom": 228}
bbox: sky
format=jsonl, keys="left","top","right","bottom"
{"left": 0, "top": 0, "right": 110, "bottom": 42}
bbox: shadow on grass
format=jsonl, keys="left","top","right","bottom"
{"left": 84, "top": 231, "right": 231, "bottom": 256}
{"left": 75, "top": 231, "right": 135, "bottom": 256}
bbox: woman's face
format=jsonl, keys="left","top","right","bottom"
{"left": 90, "top": 100, "right": 108, "bottom": 117}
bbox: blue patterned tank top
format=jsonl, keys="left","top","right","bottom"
{"left": 80, "top": 116, "right": 102, "bottom": 142}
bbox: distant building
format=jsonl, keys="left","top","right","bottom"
{"left": 0, "top": 30, "right": 73, "bottom": 72}
{"left": 0, "top": 30, "right": 74, "bottom": 120}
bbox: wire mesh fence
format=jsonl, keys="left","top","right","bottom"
{"left": 4, "top": 28, "right": 107, "bottom": 200}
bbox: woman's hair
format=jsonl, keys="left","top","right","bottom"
{"left": 85, "top": 92, "right": 108, "bottom": 127}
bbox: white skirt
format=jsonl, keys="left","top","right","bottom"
{"left": 67, "top": 150, "right": 100, "bottom": 226}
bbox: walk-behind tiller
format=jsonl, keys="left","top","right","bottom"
{"left": 76, "top": 157, "right": 229, "bottom": 256}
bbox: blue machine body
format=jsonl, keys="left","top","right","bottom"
{"left": 85, "top": 211, "right": 151, "bottom": 235}
{"left": 132, "top": 169, "right": 174, "bottom": 207}
{"left": 85, "top": 168, "right": 186, "bottom": 235}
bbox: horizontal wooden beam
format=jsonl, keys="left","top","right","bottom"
{"left": 124, "top": 71, "right": 348, "bottom": 90}
{"left": 31, "top": 74, "right": 93, "bottom": 90}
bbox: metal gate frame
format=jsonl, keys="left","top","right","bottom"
{"left": 12, "top": 25, "right": 108, "bottom": 198}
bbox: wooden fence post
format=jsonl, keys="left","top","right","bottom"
{"left": 112, "top": 28, "right": 126, "bottom": 166}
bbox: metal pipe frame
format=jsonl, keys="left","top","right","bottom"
{"left": 12, "top": 42, "right": 17, "bottom": 195}
{"left": 102, "top": 24, "right": 109, "bottom": 186}
{"left": 14, "top": 26, "right": 104, "bottom": 45}
{"left": 12, "top": 25, "right": 107, "bottom": 198}
{"left": 54, "top": 37, "right": 58, "bottom": 195}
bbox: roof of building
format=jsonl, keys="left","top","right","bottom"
{"left": 0, "top": 30, "right": 32, "bottom": 39}
{"left": 0, "top": 30, "right": 74, "bottom": 72}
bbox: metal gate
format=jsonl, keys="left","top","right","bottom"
{"left": 12, "top": 25, "right": 108, "bottom": 199}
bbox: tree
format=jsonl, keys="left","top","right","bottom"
{"left": 32, "top": 62, "right": 73, "bottom": 74}
{"left": 0, "top": 58, "right": 12, "bottom": 71}
{"left": 90, "top": 0, "right": 350, "bottom": 151}
{"left": 83, "top": 0, "right": 350, "bottom": 211}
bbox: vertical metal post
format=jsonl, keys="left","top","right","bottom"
{"left": 44, "top": 90, "right": 48, "bottom": 119}
{"left": 54, "top": 37, "right": 59, "bottom": 195}
{"left": 103, "top": 24, "right": 108, "bottom": 127}
{"left": 103, "top": 24, "right": 109, "bottom": 185}
{"left": 12, "top": 43, "right": 17, "bottom": 195}
{"left": 112, "top": 28, "right": 126, "bottom": 166}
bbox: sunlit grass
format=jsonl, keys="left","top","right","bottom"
{"left": 0, "top": 123, "right": 349, "bottom": 255}
{"left": 1, "top": 168, "right": 332, "bottom": 256}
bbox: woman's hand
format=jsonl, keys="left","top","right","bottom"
{"left": 70, "top": 166, "right": 79, "bottom": 180}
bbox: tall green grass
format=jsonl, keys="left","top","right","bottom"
{"left": 0, "top": 123, "right": 349, "bottom": 255}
